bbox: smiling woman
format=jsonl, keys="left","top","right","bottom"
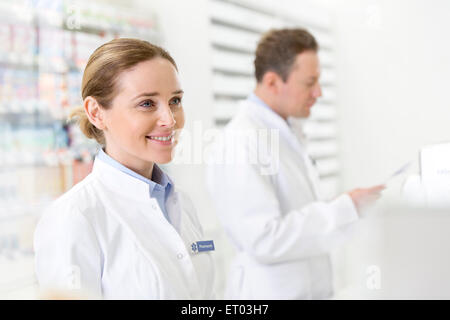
{"left": 33, "top": 38, "right": 215, "bottom": 299}
{"left": 71, "top": 38, "right": 185, "bottom": 171}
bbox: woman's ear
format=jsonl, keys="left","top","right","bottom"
{"left": 84, "top": 96, "right": 106, "bottom": 130}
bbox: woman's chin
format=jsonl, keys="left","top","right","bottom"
{"left": 153, "top": 154, "right": 173, "bottom": 165}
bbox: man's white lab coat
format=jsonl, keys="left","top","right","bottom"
{"left": 206, "top": 98, "right": 358, "bottom": 299}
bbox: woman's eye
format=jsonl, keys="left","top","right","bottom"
{"left": 140, "top": 100, "right": 155, "bottom": 108}
{"left": 170, "top": 97, "right": 182, "bottom": 106}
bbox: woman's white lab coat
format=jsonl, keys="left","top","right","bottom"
{"left": 34, "top": 158, "right": 215, "bottom": 299}
{"left": 206, "top": 98, "right": 358, "bottom": 299}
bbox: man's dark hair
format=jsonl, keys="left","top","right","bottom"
{"left": 254, "top": 28, "right": 318, "bottom": 83}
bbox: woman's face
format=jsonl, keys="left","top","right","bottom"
{"left": 101, "top": 57, "right": 185, "bottom": 174}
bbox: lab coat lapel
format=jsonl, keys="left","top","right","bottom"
{"left": 289, "top": 118, "right": 322, "bottom": 200}
{"left": 94, "top": 159, "right": 199, "bottom": 255}
{"left": 243, "top": 99, "right": 320, "bottom": 200}
{"left": 92, "top": 159, "right": 201, "bottom": 298}
{"left": 105, "top": 189, "right": 203, "bottom": 298}
{"left": 167, "top": 190, "right": 203, "bottom": 252}
{"left": 92, "top": 159, "right": 175, "bottom": 261}
{"left": 166, "top": 191, "right": 181, "bottom": 233}
{"left": 165, "top": 189, "right": 204, "bottom": 296}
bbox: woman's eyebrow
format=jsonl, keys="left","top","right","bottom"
{"left": 133, "top": 90, "right": 184, "bottom": 100}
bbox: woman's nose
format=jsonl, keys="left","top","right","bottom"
{"left": 157, "top": 105, "right": 176, "bottom": 127}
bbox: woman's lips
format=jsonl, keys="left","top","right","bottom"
{"left": 145, "top": 132, "right": 175, "bottom": 145}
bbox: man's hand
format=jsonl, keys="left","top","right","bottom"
{"left": 347, "top": 185, "right": 386, "bottom": 213}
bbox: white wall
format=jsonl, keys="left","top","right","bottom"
{"left": 323, "top": 0, "right": 450, "bottom": 190}
{"left": 314, "top": 0, "right": 450, "bottom": 297}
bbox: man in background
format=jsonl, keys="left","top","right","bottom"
{"left": 206, "top": 28, "right": 384, "bottom": 299}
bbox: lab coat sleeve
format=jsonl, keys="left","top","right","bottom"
{"left": 206, "top": 141, "right": 358, "bottom": 265}
{"left": 34, "top": 202, "right": 102, "bottom": 298}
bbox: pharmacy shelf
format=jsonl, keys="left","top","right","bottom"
{"left": 315, "top": 158, "right": 340, "bottom": 177}
{"left": 303, "top": 122, "right": 337, "bottom": 140}
{"left": 224, "top": 0, "right": 333, "bottom": 32}
{"left": 0, "top": 0, "right": 162, "bottom": 298}
{"left": 0, "top": 255, "right": 36, "bottom": 298}
{"left": 210, "top": 0, "right": 285, "bottom": 34}
{"left": 307, "top": 140, "right": 339, "bottom": 159}
{"left": 319, "top": 88, "right": 337, "bottom": 104}
{"left": 319, "top": 176, "right": 339, "bottom": 199}
{"left": 210, "top": 23, "right": 260, "bottom": 53}
{"left": 211, "top": 48, "right": 254, "bottom": 75}
{"left": 213, "top": 99, "right": 241, "bottom": 120}
{"left": 212, "top": 73, "right": 255, "bottom": 97}
{"left": 320, "top": 70, "right": 337, "bottom": 87}
{"left": 309, "top": 104, "right": 337, "bottom": 121}
{"left": 318, "top": 51, "right": 335, "bottom": 69}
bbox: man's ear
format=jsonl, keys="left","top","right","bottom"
{"left": 84, "top": 96, "right": 106, "bottom": 130}
{"left": 261, "top": 71, "right": 283, "bottom": 94}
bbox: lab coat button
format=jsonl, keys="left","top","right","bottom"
{"left": 177, "top": 253, "right": 184, "bottom": 260}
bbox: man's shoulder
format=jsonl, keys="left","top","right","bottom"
{"left": 225, "top": 101, "right": 268, "bottom": 132}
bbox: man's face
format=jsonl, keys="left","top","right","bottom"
{"left": 277, "top": 50, "right": 322, "bottom": 119}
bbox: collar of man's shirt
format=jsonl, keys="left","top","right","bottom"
{"left": 248, "top": 93, "right": 293, "bottom": 126}
{"left": 247, "top": 93, "right": 311, "bottom": 144}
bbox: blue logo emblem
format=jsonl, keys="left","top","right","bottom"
{"left": 191, "top": 240, "right": 215, "bottom": 254}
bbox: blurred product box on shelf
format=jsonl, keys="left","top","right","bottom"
{"left": 0, "top": 0, "right": 161, "bottom": 298}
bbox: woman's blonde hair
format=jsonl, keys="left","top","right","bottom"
{"left": 68, "top": 38, "right": 177, "bottom": 145}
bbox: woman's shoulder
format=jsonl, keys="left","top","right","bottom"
{"left": 54, "top": 172, "right": 98, "bottom": 207}
{"left": 39, "top": 172, "right": 102, "bottom": 225}
{"left": 33, "top": 174, "right": 103, "bottom": 281}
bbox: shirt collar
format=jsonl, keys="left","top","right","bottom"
{"left": 97, "top": 148, "right": 172, "bottom": 196}
{"left": 151, "top": 163, "right": 169, "bottom": 188}
{"left": 248, "top": 93, "right": 273, "bottom": 112}
{"left": 244, "top": 94, "right": 309, "bottom": 154}
{"left": 248, "top": 93, "right": 293, "bottom": 127}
